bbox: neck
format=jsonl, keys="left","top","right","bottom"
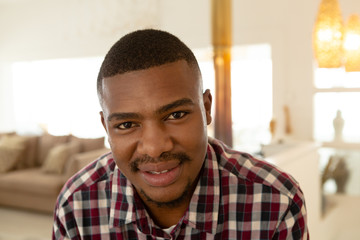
{"left": 145, "top": 200, "right": 190, "bottom": 228}
{"left": 138, "top": 180, "right": 198, "bottom": 228}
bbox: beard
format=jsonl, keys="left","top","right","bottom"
{"left": 129, "top": 151, "right": 194, "bottom": 208}
{"left": 138, "top": 181, "right": 193, "bottom": 208}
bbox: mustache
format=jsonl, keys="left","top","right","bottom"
{"left": 129, "top": 152, "right": 191, "bottom": 172}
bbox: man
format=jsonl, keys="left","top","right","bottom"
{"left": 53, "top": 29, "right": 308, "bottom": 239}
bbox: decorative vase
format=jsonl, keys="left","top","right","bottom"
{"left": 333, "top": 110, "right": 344, "bottom": 142}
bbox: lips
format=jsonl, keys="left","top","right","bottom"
{"left": 138, "top": 160, "right": 182, "bottom": 187}
{"left": 138, "top": 160, "right": 179, "bottom": 173}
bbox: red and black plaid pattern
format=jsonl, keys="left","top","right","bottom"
{"left": 53, "top": 138, "right": 309, "bottom": 239}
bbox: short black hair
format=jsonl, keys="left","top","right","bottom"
{"left": 97, "top": 29, "right": 200, "bottom": 101}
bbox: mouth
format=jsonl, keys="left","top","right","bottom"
{"left": 138, "top": 161, "right": 182, "bottom": 187}
{"left": 147, "top": 169, "right": 173, "bottom": 174}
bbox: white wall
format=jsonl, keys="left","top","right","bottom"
{"left": 1, "top": 0, "right": 360, "bottom": 140}
{"left": 158, "top": 0, "right": 211, "bottom": 49}
{"left": 0, "top": 0, "right": 161, "bottom": 61}
{"left": 0, "top": 0, "right": 161, "bottom": 132}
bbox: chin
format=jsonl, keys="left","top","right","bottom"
{"left": 139, "top": 182, "right": 192, "bottom": 208}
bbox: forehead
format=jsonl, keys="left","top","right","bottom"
{"left": 101, "top": 61, "right": 201, "bottom": 113}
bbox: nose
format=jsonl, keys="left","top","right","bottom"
{"left": 137, "top": 122, "right": 174, "bottom": 158}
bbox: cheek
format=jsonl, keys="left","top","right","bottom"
{"left": 108, "top": 134, "right": 138, "bottom": 170}
{"left": 174, "top": 115, "right": 208, "bottom": 157}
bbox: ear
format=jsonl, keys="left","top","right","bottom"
{"left": 100, "top": 111, "right": 108, "bottom": 132}
{"left": 100, "top": 111, "right": 113, "bottom": 148}
{"left": 203, "top": 89, "right": 212, "bottom": 125}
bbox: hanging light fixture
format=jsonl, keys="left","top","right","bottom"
{"left": 313, "top": 0, "right": 344, "bottom": 68}
{"left": 344, "top": 14, "right": 360, "bottom": 72}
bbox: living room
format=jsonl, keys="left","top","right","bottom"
{"left": 1, "top": 0, "right": 360, "bottom": 239}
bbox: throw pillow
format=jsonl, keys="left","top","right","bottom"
{"left": 37, "top": 133, "right": 69, "bottom": 166}
{"left": 16, "top": 136, "right": 39, "bottom": 169}
{"left": 0, "top": 135, "right": 28, "bottom": 173}
{"left": 69, "top": 135, "right": 105, "bottom": 152}
{"left": 41, "top": 141, "right": 81, "bottom": 174}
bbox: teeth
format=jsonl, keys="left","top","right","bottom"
{"left": 149, "top": 169, "right": 169, "bottom": 174}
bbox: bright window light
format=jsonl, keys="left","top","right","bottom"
{"left": 231, "top": 45, "right": 272, "bottom": 151}
{"left": 313, "top": 67, "right": 360, "bottom": 143}
{"left": 12, "top": 45, "right": 273, "bottom": 149}
{"left": 12, "top": 57, "right": 105, "bottom": 138}
{"left": 314, "top": 92, "right": 360, "bottom": 142}
{"left": 314, "top": 67, "right": 360, "bottom": 88}
{"left": 195, "top": 44, "right": 273, "bottom": 152}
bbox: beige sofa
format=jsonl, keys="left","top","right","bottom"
{"left": 0, "top": 132, "right": 109, "bottom": 213}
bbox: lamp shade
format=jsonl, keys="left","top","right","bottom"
{"left": 313, "top": 0, "right": 344, "bottom": 68}
{"left": 344, "top": 14, "right": 360, "bottom": 72}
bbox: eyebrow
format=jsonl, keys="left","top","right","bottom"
{"left": 107, "top": 112, "right": 141, "bottom": 122}
{"left": 107, "top": 98, "right": 194, "bottom": 122}
{"left": 156, "top": 98, "right": 194, "bottom": 115}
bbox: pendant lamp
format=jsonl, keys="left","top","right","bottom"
{"left": 344, "top": 14, "right": 360, "bottom": 72}
{"left": 313, "top": 0, "right": 344, "bottom": 68}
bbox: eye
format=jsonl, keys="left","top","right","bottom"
{"left": 167, "top": 111, "right": 187, "bottom": 120}
{"left": 117, "top": 122, "right": 137, "bottom": 130}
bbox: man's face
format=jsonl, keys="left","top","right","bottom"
{"left": 100, "top": 60, "right": 212, "bottom": 207}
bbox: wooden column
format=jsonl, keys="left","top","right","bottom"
{"left": 211, "top": 0, "right": 233, "bottom": 146}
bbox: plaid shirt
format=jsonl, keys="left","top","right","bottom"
{"left": 53, "top": 138, "right": 308, "bottom": 239}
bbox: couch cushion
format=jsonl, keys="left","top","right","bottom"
{"left": 0, "top": 135, "right": 28, "bottom": 173}
{"left": 42, "top": 141, "right": 81, "bottom": 174}
{"left": 0, "top": 168, "right": 65, "bottom": 196}
{"left": 0, "top": 146, "right": 24, "bottom": 173}
{"left": 37, "top": 134, "right": 69, "bottom": 166}
{"left": 0, "top": 132, "right": 16, "bottom": 139}
{"left": 69, "top": 135, "right": 105, "bottom": 153}
{"left": 16, "top": 135, "right": 39, "bottom": 169}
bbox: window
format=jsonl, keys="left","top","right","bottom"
{"left": 12, "top": 44, "right": 273, "bottom": 149}
{"left": 12, "top": 57, "right": 104, "bottom": 138}
{"left": 195, "top": 44, "right": 273, "bottom": 152}
{"left": 314, "top": 68, "right": 360, "bottom": 196}
{"left": 313, "top": 68, "right": 360, "bottom": 143}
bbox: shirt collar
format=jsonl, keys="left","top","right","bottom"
{"left": 109, "top": 142, "right": 220, "bottom": 235}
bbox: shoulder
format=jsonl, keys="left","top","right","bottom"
{"left": 56, "top": 151, "right": 116, "bottom": 207}
{"left": 208, "top": 138, "right": 302, "bottom": 199}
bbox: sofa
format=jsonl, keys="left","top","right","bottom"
{"left": 0, "top": 132, "right": 109, "bottom": 213}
